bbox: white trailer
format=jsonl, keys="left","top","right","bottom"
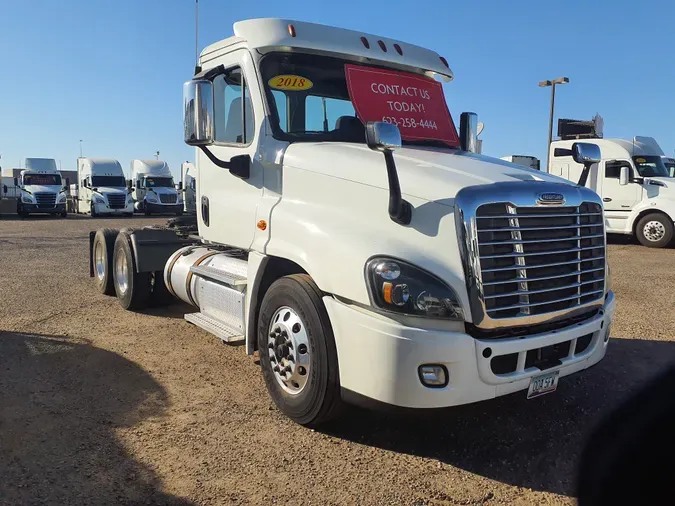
{"left": 90, "top": 18, "right": 615, "bottom": 426}
{"left": 549, "top": 136, "right": 675, "bottom": 247}
{"left": 130, "top": 160, "right": 183, "bottom": 216}
{"left": 180, "top": 162, "right": 197, "bottom": 214}
{"left": 16, "top": 158, "right": 68, "bottom": 217}
{"left": 76, "top": 158, "right": 134, "bottom": 217}
{"left": 500, "top": 155, "right": 540, "bottom": 171}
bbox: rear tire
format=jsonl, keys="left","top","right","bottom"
{"left": 92, "top": 228, "right": 119, "bottom": 295}
{"left": 113, "top": 231, "right": 151, "bottom": 310}
{"left": 636, "top": 213, "right": 674, "bottom": 248}
{"left": 258, "top": 274, "right": 343, "bottom": 427}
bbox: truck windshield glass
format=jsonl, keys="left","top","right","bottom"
{"left": 261, "top": 53, "right": 456, "bottom": 147}
{"left": 23, "top": 174, "right": 61, "bottom": 185}
{"left": 145, "top": 177, "right": 174, "bottom": 188}
{"left": 632, "top": 156, "right": 670, "bottom": 178}
{"left": 92, "top": 176, "right": 126, "bottom": 187}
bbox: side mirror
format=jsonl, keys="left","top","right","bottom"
{"left": 572, "top": 142, "right": 601, "bottom": 165}
{"left": 82, "top": 179, "right": 87, "bottom": 188}
{"left": 14, "top": 177, "right": 18, "bottom": 186}
{"left": 183, "top": 79, "right": 215, "bottom": 146}
{"left": 3, "top": 185, "right": 7, "bottom": 194}
{"left": 365, "top": 121, "right": 402, "bottom": 152}
{"left": 178, "top": 181, "right": 183, "bottom": 190}
{"left": 459, "top": 112, "right": 478, "bottom": 153}
{"left": 619, "top": 166, "right": 630, "bottom": 186}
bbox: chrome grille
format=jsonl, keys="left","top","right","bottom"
{"left": 159, "top": 194, "right": 177, "bottom": 204}
{"left": 35, "top": 192, "right": 56, "bottom": 208}
{"left": 476, "top": 202, "right": 605, "bottom": 320}
{"left": 106, "top": 194, "right": 127, "bottom": 209}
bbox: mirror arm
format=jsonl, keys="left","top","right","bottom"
{"left": 198, "top": 146, "right": 250, "bottom": 180}
{"left": 578, "top": 163, "right": 592, "bottom": 186}
{"left": 383, "top": 151, "right": 412, "bottom": 225}
{"left": 199, "top": 145, "right": 232, "bottom": 170}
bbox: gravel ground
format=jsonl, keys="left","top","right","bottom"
{"left": 1, "top": 215, "right": 674, "bottom": 505}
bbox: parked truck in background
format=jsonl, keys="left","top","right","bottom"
{"left": 90, "top": 18, "right": 615, "bottom": 426}
{"left": 129, "top": 160, "right": 183, "bottom": 216}
{"left": 549, "top": 136, "right": 675, "bottom": 247}
{"left": 662, "top": 156, "right": 675, "bottom": 177}
{"left": 180, "top": 162, "right": 197, "bottom": 214}
{"left": 75, "top": 158, "right": 134, "bottom": 217}
{"left": 16, "top": 158, "right": 67, "bottom": 217}
{"left": 500, "top": 155, "right": 540, "bottom": 171}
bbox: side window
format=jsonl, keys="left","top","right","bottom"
{"left": 213, "top": 67, "right": 254, "bottom": 144}
{"left": 605, "top": 161, "right": 624, "bottom": 179}
{"left": 305, "top": 96, "right": 356, "bottom": 132}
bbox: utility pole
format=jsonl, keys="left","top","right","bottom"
{"left": 539, "top": 77, "right": 569, "bottom": 172}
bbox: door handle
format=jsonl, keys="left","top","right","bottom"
{"left": 602, "top": 197, "right": 612, "bottom": 202}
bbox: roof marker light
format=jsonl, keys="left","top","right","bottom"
{"left": 394, "top": 43, "right": 403, "bottom": 55}
{"left": 377, "top": 40, "right": 387, "bottom": 52}
{"left": 440, "top": 56, "right": 449, "bottom": 68}
{"left": 360, "top": 36, "right": 370, "bottom": 49}
{"left": 288, "top": 24, "right": 296, "bottom": 37}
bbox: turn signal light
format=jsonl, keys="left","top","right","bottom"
{"left": 288, "top": 24, "right": 296, "bottom": 37}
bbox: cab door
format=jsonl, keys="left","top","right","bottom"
{"left": 197, "top": 49, "right": 264, "bottom": 249}
{"left": 600, "top": 160, "right": 641, "bottom": 211}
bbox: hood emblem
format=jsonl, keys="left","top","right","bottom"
{"left": 537, "top": 192, "right": 565, "bottom": 206}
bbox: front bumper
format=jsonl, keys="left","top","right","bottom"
{"left": 145, "top": 202, "right": 183, "bottom": 214}
{"left": 22, "top": 203, "right": 66, "bottom": 214}
{"left": 325, "top": 291, "right": 616, "bottom": 409}
{"left": 92, "top": 202, "right": 134, "bottom": 215}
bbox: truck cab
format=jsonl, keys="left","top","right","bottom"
{"left": 16, "top": 158, "right": 67, "bottom": 217}
{"left": 130, "top": 160, "right": 183, "bottom": 216}
{"left": 180, "top": 162, "right": 197, "bottom": 214}
{"left": 76, "top": 158, "right": 134, "bottom": 217}
{"left": 500, "top": 155, "right": 540, "bottom": 170}
{"left": 92, "top": 19, "right": 615, "bottom": 426}
{"left": 549, "top": 136, "right": 675, "bottom": 247}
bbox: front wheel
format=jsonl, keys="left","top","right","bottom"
{"left": 60, "top": 210, "right": 67, "bottom": 218}
{"left": 91, "top": 203, "right": 97, "bottom": 218}
{"left": 113, "top": 231, "right": 151, "bottom": 310}
{"left": 258, "top": 274, "right": 343, "bottom": 427}
{"left": 636, "top": 213, "right": 674, "bottom": 248}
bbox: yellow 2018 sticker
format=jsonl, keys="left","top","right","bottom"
{"left": 268, "top": 75, "right": 313, "bottom": 91}
{"left": 635, "top": 157, "right": 646, "bottom": 163}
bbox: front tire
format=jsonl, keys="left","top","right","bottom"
{"left": 60, "top": 210, "right": 67, "bottom": 218}
{"left": 113, "top": 231, "right": 151, "bottom": 310}
{"left": 258, "top": 274, "right": 343, "bottom": 427}
{"left": 636, "top": 213, "right": 674, "bottom": 248}
{"left": 91, "top": 203, "right": 98, "bottom": 218}
{"left": 92, "top": 228, "right": 119, "bottom": 295}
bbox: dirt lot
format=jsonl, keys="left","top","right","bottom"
{"left": 1, "top": 215, "right": 674, "bottom": 505}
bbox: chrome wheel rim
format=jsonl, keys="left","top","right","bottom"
{"left": 643, "top": 220, "right": 666, "bottom": 242}
{"left": 94, "top": 242, "right": 105, "bottom": 280}
{"left": 267, "top": 306, "right": 311, "bottom": 395}
{"left": 115, "top": 249, "right": 129, "bottom": 295}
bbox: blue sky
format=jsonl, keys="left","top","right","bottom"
{"left": 1, "top": 0, "right": 673, "bottom": 179}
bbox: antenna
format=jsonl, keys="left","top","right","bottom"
{"left": 155, "top": 151, "right": 160, "bottom": 160}
{"left": 194, "top": 0, "right": 201, "bottom": 74}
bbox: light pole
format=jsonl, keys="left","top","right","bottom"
{"left": 79, "top": 139, "right": 83, "bottom": 158}
{"left": 539, "top": 77, "right": 569, "bottom": 171}
{"left": 155, "top": 151, "right": 160, "bottom": 160}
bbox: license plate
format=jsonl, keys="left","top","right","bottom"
{"left": 527, "top": 370, "right": 559, "bottom": 399}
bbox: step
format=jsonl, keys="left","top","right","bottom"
{"left": 185, "top": 312, "right": 245, "bottom": 344}
{"left": 190, "top": 264, "right": 247, "bottom": 288}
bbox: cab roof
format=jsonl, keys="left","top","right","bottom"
{"left": 551, "top": 137, "right": 665, "bottom": 160}
{"left": 200, "top": 18, "right": 453, "bottom": 81}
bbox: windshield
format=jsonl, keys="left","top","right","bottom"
{"left": 23, "top": 174, "right": 61, "bottom": 186}
{"left": 144, "top": 177, "right": 174, "bottom": 188}
{"left": 632, "top": 156, "right": 671, "bottom": 178}
{"left": 92, "top": 175, "right": 126, "bottom": 187}
{"left": 260, "top": 53, "right": 458, "bottom": 148}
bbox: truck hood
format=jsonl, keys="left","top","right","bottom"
{"left": 645, "top": 177, "right": 675, "bottom": 199}
{"left": 23, "top": 185, "right": 63, "bottom": 194}
{"left": 283, "top": 143, "right": 571, "bottom": 203}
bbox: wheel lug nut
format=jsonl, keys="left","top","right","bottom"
{"left": 273, "top": 365, "right": 280, "bottom": 372}
{"left": 269, "top": 331, "right": 276, "bottom": 338}
{"left": 285, "top": 365, "right": 292, "bottom": 372}
{"left": 287, "top": 355, "right": 294, "bottom": 362}
{"left": 285, "top": 340, "right": 293, "bottom": 349}
{"left": 268, "top": 343, "right": 274, "bottom": 349}
{"left": 282, "top": 330, "right": 288, "bottom": 338}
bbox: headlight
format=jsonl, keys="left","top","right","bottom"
{"left": 147, "top": 197, "right": 157, "bottom": 203}
{"left": 126, "top": 195, "right": 133, "bottom": 203}
{"left": 366, "top": 257, "right": 464, "bottom": 319}
{"left": 57, "top": 193, "right": 67, "bottom": 203}
{"left": 177, "top": 195, "right": 183, "bottom": 202}
{"left": 605, "top": 262, "right": 612, "bottom": 292}
{"left": 22, "top": 195, "right": 33, "bottom": 203}
{"left": 94, "top": 196, "right": 105, "bottom": 204}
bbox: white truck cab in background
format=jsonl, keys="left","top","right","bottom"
{"left": 91, "top": 19, "right": 615, "bottom": 426}
{"left": 662, "top": 156, "right": 675, "bottom": 177}
{"left": 130, "top": 160, "right": 183, "bottom": 216}
{"left": 76, "top": 158, "right": 134, "bottom": 217}
{"left": 500, "top": 155, "right": 540, "bottom": 171}
{"left": 180, "top": 162, "right": 197, "bottom": 214}
{"left": 16, "top": 158, "right": 67, "bottom": 217}
{"left": 549, "top": 136, "right": 675, "bottom": 247}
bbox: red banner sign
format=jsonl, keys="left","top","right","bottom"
{"left": 345, "top": 64, "right": 459, "bottom": 148}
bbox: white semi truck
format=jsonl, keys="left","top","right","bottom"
{"left": 129, "top": 160, "right": 183, "bottom": 216}
{"left": 16, "top": 158, "right": 68, "bottom": 217}
{"left": 90, "top": 19, "right": 615, "bottom": 426}
{"left": 500, "top": 155, "right": 540, "bottom": 171}
{"left": 75, "top": 158, "right": 134, "bottom": 217}
{"left": 549, "top": 136, "right": 675, "bottom": 247}
{"left": 180, "top": 161, "right": 197, "bottom": 214}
